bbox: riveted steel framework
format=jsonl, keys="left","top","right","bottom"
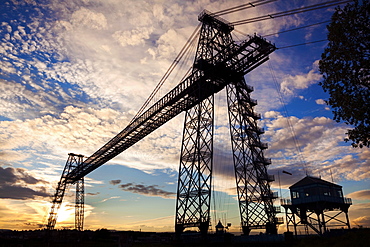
{"left": 226, "top": 80, "right": 277, "bottom": 235}
{"left": 75, "top": 177, "right": 84, "bottom": 231}
{"left": 175, "top": 96, "right": 214, "bottom": 235}
{"left": 47, "top": 153, "right": 84, "bottom": 230}
{"left": 175, "top": 11, "right": 233, "bottom": 235}
{"left": 175, "top": 11, "right": 278, "bottom": 235}
{"left": 47, "top": 11, "right": 277, "bottom": 234}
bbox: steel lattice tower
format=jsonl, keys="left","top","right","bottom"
{"left": 75, "top": 178, "right": 84, "bottom": 231}
{"left": 226, "top": 80, "right": 277, "bottom": 235}
{"left": 175, "top": 12, "right": 277, "bottom": 235}
{"left": 46, "top": 11, "right": 277, "bottom": 234}
{"left": 47, "top": 153, "right": 84, "bottom": 231}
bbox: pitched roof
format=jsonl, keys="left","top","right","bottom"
{"left": 289, "top": 176, "right": 342, "bottom": 189}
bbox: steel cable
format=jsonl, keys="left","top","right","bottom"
{"left": 230, "top": 0, "right": 351, "bottom": 26}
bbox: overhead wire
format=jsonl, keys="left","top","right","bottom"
{"left": 130, "top": 23, "right": 201, "bottom": 124}
{"left": 262, "top": 20, "right": 331, "bottom": 37}
{"left": 229, "top": 0, "right": 351, "bottom": 25}
{"left": 212, "top": 0, "right": 278, "bottom": 16}
{"left": 277, "top": 39, "right": 328, "bottom": 49}
{"left": 267, "top": 61, "right": 309, "bottom": 174}
{"left": 232, "top": 19, "right": 330, "bottom": 50}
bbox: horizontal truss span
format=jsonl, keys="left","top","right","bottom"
{"left": 66, "top": 35, "right": 275, "bottom": 183}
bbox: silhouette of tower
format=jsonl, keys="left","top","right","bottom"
{"left": 175, "top": 11, "right": 278, "bottom": 235}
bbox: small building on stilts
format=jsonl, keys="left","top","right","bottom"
{"left": 281, "top": 176, "right": 352, "bottom": 235}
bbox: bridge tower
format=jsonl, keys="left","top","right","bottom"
{"left": 175, "top": 11, "right": 278, "bottom": 235}
{"left": 47, "top": 153, "right": 84, "bottom": 231}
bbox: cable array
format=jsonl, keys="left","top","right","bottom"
{"left": 130, "top": 24, "right": 201, "bottom": 123}
{"left": 132, "top": 0, "right": 350, "bottom": 123}
{"left": 263, "top": 20, "right": 331, "bottom": 37}
{"left": 212, "top": 0, "right": 277, "bottom": 16}
{"left": 267, "top": 61, "right": 309, "bottom": 174}
{"left": 277, "top": 39, "right": 328, "bottom": 50}
{"left": 230, "top": 0, "right": 351, "bottom": 25}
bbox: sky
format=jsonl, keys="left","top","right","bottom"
{"left": 0, "top": 0, "right": 369, "bottom": 234}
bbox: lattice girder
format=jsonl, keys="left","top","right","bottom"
{"left": 175, "top": 95, "right": 214, "bottom": 234}
{"left": 75, "top": 178, "right": 84, "bottom": 231}
{"left": 226, "top": 80, "right": 277, "bottom": 235}
{"left": 47, "top": 153, "right": 84, "bottom": 230}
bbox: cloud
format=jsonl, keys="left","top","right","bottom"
{"left": 100, "top": 196, "right": 120, "bottom": 203}
{"left": 71, "top": 8, "right": 108, "bottom": 30}
{"left": 113, "top": 27, "right": 153, "bottom": 47}
{"left": 109, "top": 179, "right": 121, "bottom": 185}
{"left": 347, "top": 190, "right": 370, "bottom": 200}
{"left": 0, "top": 166, "right": 50, "bottom": 200}
{"left": 352, "top": 216, "right": 370, "bottom": 228}
{"left": 119, "top": 183, "right": 175, "bottom": 199}
{"left": 280, "top": 68, "right": 322, "bottom": 96}
{"left": 315, "top": 99, "right": 326, "bottom": 105}
{"left": 261, "top": 114, "right": 370, "bottom": 182}
{"left": 87, "top": 192, "right": 100, "bottom": 196}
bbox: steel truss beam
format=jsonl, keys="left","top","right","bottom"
{"left": 63, "top": 13, "right": 275, "bottom": 184}
{"left": 226, "top": 80, "right": 277, "bottom": 235}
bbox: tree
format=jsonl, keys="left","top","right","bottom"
{"left": 319, "top": 0, "right": 370, "bottom": 148}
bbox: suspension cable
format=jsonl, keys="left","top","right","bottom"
{"left": 277, "top": 39, "right": 328, "bottom": 49}
{"left": 232, "top": 19, "right": 330, "bottom": 50}
{"left": 263, "top": 20, "right": 330, "bottom": 37}
{"left": 233, "top": 19, "right": 330, "bottom": 42}
{"left": 267, "top": 61, "right": 308, "bottom": 174}
{"left": 230, "top": 0, "right": 351, "bottom": 26}
{"left": 130, "top": 24, "right": 201, "bottom": 123}
{"left": 212, "top": 0, "right": 277, "bottom": 16}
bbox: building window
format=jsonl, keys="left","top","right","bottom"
{"left": 292, "top": 191, "right": 299, "bottom": 199}
{"left": 338, "top": 190, "right": 343, "bottom": 197}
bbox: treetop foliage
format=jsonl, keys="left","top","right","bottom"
{"left": 319, "top": 0, "right": 370, "bottom": 148}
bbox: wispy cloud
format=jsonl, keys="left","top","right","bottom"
{"left": 348, "top": 190, "right": 370, "bottom": 200}
{"left": 109, "top": 179, "right": 121, "bottom": 185}
{"left": 118, "top": 183, "right": 175, "bottom": 199}
{"left": 100, "top": 196, "right": 120, "bottom": 203}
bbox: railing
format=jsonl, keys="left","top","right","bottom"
{"left": 344, "top": 197, "right": 352, "bottom": 205}
{"left": 292, "top": 195, "right": 352, "bottom": 205}
{"left": 263, "top": 191, "right": 278, "bottom": 199}
{"left": 251, "top": 140, "right": 268, "bottom": 149}
{"left": 275, "top": 217, "right": 284, "bottom": 224}
{"left": 274, "top": 206, "right": 281, "bottom": 213}
{"left": 280, "top": 198, "right": 292, "bottom": 205}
